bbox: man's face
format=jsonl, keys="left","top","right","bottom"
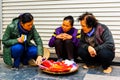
{"left": 62, "top": 20, "right": 72, "bottom": 32}
{"left": 80, "top": 19, "right": 92, "bottom": 33}
{"left": 21, "top": 20, "right": 34, "bottom": 31}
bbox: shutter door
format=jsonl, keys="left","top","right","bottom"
{"left": 2, "top": 0, "right": 120, "bottom": 56}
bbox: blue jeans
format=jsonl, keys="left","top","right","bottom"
{"left": 11, "top": 44, "right": 37, "bottom": 68}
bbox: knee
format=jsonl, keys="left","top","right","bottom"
{"left": 27, "top": 46, "right": 37, "bottom": 57}
{"left": 98, "top": 49, "right": 115, "bottom": 60}
{"left": 11, "top": 44, "right": 24, "bottom": 52}
{"left": 77, "top": 47, "right": 88, "bottom": 57}
{"left": 55, "top": 39, "right": 62, "bottom": 44}
{"left": 11, "top": 44, "right": 24, "bottom": 58}
{"left": 64, "top": 39, "right": 72, "bottom": 45}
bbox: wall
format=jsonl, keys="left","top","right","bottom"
{"left": 2, "top": 0, "right": 120, "bottom": 56}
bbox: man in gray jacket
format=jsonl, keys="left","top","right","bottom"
{"left": 77, "top": 12, "right": 115, "bottom": 73}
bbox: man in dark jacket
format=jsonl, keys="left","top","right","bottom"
{"left": 2, "top": 13, "right": 43, "bottom": 69}
{"left": 77, "top": 12, "right": 115, "bottom": 73}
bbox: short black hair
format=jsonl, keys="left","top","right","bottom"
{"left": 63, "top": 15, "right": 74, "bottom": 26}
{"left": 78, "top": 12, "right": 98, "bottom": 28}
{"left": 19, "top": 13, "right": 33, "bottom": 24}
{"left": 13, "top": 13, "right": 33, "bottom": 24}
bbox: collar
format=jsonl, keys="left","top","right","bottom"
{"left": 87, "top": 28, "right": 95, "bottom": 37}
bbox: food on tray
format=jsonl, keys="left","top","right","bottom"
{"left": 39, "top": 59, "right": 78, "bottom": 72}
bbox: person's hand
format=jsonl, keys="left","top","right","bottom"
{"left": 88, "top": 46, "right": 97, "bottom": 57}
{"left": 56, "top": 33, "right": 64, "bottom": 39}
{"left": 35, "top": 56, "right": 43, "bottom": 65}
{"left": 17, "top": 35, "right": 24, "bottom": 43}
{"left": 62, "top": 33, "right": 72, "bottom": 40}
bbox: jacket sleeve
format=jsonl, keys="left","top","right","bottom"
{"left": 72, "top": 29, "right": 81, "bottom": 47}
{"left": 48, "top": 30, "right": 57, "bottom": 47}
{"left": 32, "top": 27, "right": 43, "bottom": 56}
{"left": 2, "top": 24, "right": 18, "bottom": 46}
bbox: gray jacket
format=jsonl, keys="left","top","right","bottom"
{"left": 79, "top": 23, "right": 115, "bottom": 51}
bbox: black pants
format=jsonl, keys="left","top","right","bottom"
{"left": 54, "top": 39, "right": 77, "bottom": 60}
{"left": 77, "top": 46, "right": 115, "bottom": 69}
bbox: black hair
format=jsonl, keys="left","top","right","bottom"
{"left": 63, "top": 15, "right": 74, "bottom": 26}
{"left": 78, "top": 12, "right": 98, "bottom": 28}
{"left": 13, "top": 13, "right": 33, "bottom": 24}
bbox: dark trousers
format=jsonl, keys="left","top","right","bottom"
{"left": 11, "top": 44, "right": 37, "bottom": 68}
{"left": 54, "top": 39, "right": 77, "bottom": 60}
{"left": 78, "top": 47, "right": 115, "bottom": 69}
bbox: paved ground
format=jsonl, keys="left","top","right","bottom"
{"left": 0, "top": 57, "right": 120, "bottom": 80}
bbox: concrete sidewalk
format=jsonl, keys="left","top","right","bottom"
{"left": 0, "top": 57, "right": 120, "bottom": 80}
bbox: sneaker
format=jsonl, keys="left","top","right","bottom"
{"left": 11, "top": 66, "right": 19, "bottom": 71}
{"left": 28, "top": 59, "right": 37, "bottom": 67}
{"left": 64, "top": 59, "right": 75, "bottom": 66}
{"left": 103, "top": 66, "right": 112, "bottom": 74}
